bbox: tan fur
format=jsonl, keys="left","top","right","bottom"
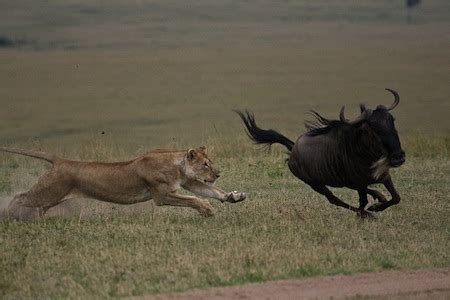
{"left": 1, "top": 146, "right": 246, "bottom": 220}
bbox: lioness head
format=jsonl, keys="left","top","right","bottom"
{"left": 182, "top": 146, "right": 220, "bottom": 184}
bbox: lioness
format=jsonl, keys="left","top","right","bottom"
{"left": 0, "top": 146, "right": 246, "bottom": 220}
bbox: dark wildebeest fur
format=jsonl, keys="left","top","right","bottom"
{"left": 235, "top": 89, "right": 405, "bottom": 217}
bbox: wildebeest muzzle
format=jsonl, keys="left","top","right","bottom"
{"left": 389, "top": 150, "right": 405, "bottom": 167}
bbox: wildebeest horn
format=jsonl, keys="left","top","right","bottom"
{"left": 385, "top": 88, "right": 400, "bottom": 111}
{"left": 340, "top": 106, "right": 371, "bottom": 125}
{"left": 339, "top": 106, "right": 348, "bottom": 122}
{"left": 360, "top": 104, "right": 366, "bottom": 113}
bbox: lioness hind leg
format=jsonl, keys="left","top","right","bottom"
{"left": 7, "top": 193, "right": 46, "bottom": 221}
{"left": 155, "top": 192, "right": 215, "bottom": 217}
{"left": 23, "top": 170, "right": 72, "bottom": 208}
{"left": 7, "top": 170, "right": 72, "bottom": 220}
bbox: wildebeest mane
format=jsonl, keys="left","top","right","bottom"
{"left": 305, "top": 110, "right": 388, "bottom": 181}
{"left": 305, "top": 111, "right": 346, "bottom": 137}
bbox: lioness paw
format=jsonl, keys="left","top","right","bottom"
{"left": 198, "top": 202, "right": 215, "bottom": 217}
{"left": 226, "top": 191, "right": 246, "bottom": 203}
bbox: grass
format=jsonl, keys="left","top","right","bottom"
{"left": 0, "top": 0, "right": 450, "bottom": 298}
{"left": 0, "top": 141, "right": 449, "bottom": 298}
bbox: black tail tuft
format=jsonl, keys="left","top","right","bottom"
{"left": 233, "top": 110, "right": 294, "bottom": 152}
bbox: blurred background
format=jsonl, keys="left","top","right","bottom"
{"left": 0, "top": 0, "right": 449, "bottom": 152}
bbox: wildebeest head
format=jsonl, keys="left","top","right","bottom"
{"left": 340, "top": 89, "right": 405, "bottom": 167}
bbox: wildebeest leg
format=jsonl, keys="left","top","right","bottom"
{"left": 311, "top": 185, "right": 372, "bottom": 217}
{"left": 367, "top": 188, "right": 387, "bottom": 203}
{"left": 367, "top": 177, "right": 400, "bottom": 212}
{"left": 356, "top": 190, "right": 375, "bottom": 218}
{"left": 358, "top": 190, "right": 368, "bottom": 210}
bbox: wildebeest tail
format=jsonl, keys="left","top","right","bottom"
{"left": 0, "top": 147, "right": 57, "bottom": 163}
{"left": 234, "top": 110, "right": 294, "bottom": 152}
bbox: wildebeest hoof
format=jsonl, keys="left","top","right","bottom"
{"left": 226, "top": 191, "right": 246, "bottom": 203}
{"left": 367, "top": 203, "right": 384, "bottom": 212}
{"left": 357, "top": 210, "right": 375, "bottom": 219}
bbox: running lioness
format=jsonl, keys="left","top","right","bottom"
{"left": 0, "top": 146, "right": 246, "bottom": 220}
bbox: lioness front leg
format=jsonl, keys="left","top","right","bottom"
{"left": 155, "top": 192, "right": 215, "bottom": 217}
{"left": 182, "top": 180, "right": 246, "bottom": 203}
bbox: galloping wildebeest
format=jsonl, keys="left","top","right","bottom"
{"left": 235, "top": 89, "right": 405, "bottom": 217}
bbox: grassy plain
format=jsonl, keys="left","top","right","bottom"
{"left": 0, "top": 0, "right": 449, "bottom": 298}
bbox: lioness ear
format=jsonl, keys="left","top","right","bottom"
{"left": 199, "top": 145, "right": 207, "bottom": 154}
{"left": 187, "top": 148, "right": 196, "bottom": 160}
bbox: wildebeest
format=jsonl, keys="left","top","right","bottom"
{"left": 235, "top": 89, "right": 405, "bottom": 217}
{"left": 406, "top": 0, "right": 420, "bottom": 9}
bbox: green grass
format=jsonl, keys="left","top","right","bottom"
{"left": 0, "top": 142, "right": 449, "bottom": 298}
{"left": 0, "top": 0, "right": 450, "bottom": 298}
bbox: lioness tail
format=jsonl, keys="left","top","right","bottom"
{"left": 0, "top": 147, "right": 57, "bottom": 163}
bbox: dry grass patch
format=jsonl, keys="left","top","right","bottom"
{"left": 0, "top": 141, "right": 449, "bottom": 298}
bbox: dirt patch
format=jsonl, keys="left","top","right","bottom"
{"left": 140, "top": 268, "right": 450, "bottom": 300}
